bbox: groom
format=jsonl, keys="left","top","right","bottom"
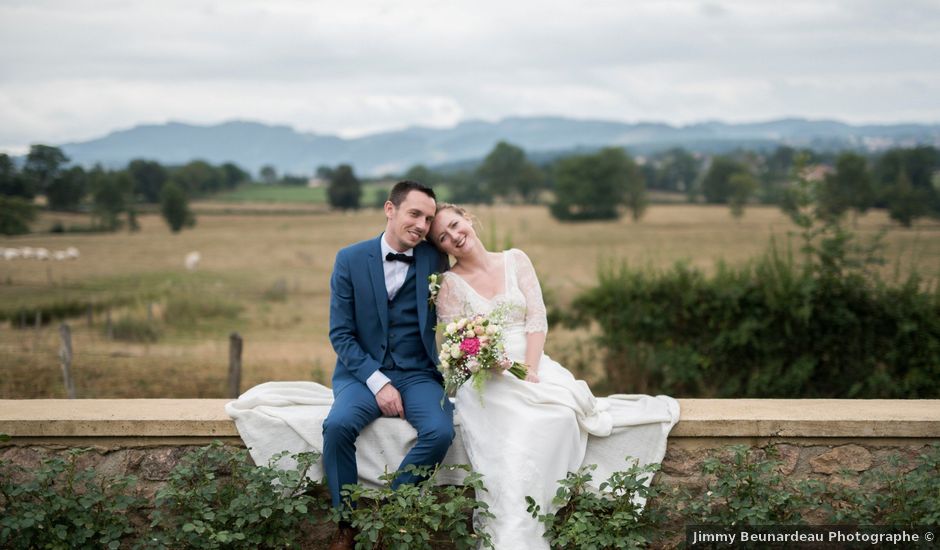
{"left": 323, "top": 180, "right": 454, "bottom": 550}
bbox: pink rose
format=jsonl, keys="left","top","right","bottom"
{"left": 459, "top": 337, "right": 481, "bottom": 356}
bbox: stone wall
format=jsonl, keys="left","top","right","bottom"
{"left": 4, "top": 438, "right": 931, "bottom": 505}
{"left": 2, "top": 398, "right": 938, "bottom": 547}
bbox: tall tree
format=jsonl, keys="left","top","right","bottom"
{"left": 702, "top": 156, "right": 748, "bottom": 204}
{"left": 0, "top": 153, "right": 34, "bottom": 199}
{"left": 550, "top": 147, "right": 638, "bottom": 221}
{"left": 171, "top": 160, "right": 224, "bottom": 194}
{"left": 477, "top": 141, "right": 543, "bottom": 203}
{"left": 760, "top": 146, "right": 816, "bottom": 204}
{"left": 650, "top": 147, "right": 699, "bottom": 192}
{"left": 90, "top": 168, "right": 131, "bottom": 231}
{"left": 874, "top": 146, "right": 940, "bottom": 212}
{"left": 127, "top": 159, "right": 169, "bottom": 203}
{"left": 818, "top": 152, "right": 874, "bottom": 220}
{"left": 447, "top": 170, "right": 493, "bottom": 205}
{"left": 727, "top": 172, "right": 759, "bottom": 219}
{"left": 0, "top": 196, "right": 37, "bottom": 235}
{"left": 886, "top": 169, "right": 929, "bottom": 228}
{"left": 46, "top": 166, "right": 87, "bottom": 211}
{"left": 624, "top": 158, "right": 648, "bottom": 222}
{"left": 403, "top": 164, "right": 435, "bottom": 185}
{"left": 220, "top": 162, "right": 250, "bottom": 189}
{"left": 327, "top": 164, "right": 361, "bottom": 210}
{"left": 259, "top": 165, "right": 278, "bottom": 185}
{"left": 23, "top": 145, "right": 69, "bottom": 196}
{"left": 160, "top": 181, "right": 195, "bottom": 233}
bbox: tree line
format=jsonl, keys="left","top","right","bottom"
{"left": 394, "top": 142, "right": 940, "bottom": 226}
{"left": 4, "top": 142, "right": 939, "bottom": 235}
{"left": 0, "top": 147, "right": 253, "bottom": 235}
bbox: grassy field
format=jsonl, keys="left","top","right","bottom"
{"left": 2, "top": 204, "right": 939, "bottom": 399}
{"left": 212, "top": 182, "right": 401, "bottom": 207}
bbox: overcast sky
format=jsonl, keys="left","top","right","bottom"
{"left": 2, "top": 0, "right": 939, "bottom": 153}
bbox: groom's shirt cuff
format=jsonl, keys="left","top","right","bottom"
{"left": 366, "top": 370, "right": 391, "bottom": 395}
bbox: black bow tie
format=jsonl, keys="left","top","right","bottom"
{"left": 385, "top": 252, "right": 415, "bottom": 264}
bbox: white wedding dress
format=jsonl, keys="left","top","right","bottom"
{"left": 436, "top": 249, "right": 618, "bottom": 550}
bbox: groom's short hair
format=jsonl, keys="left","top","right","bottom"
{"left": 389, "top": 180, "right": 436, "bottom": 207}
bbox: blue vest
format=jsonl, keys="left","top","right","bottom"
{"left": 382, "top": 263, "right": 429, "bottom": 370}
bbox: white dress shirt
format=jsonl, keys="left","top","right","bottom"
{"left": 365, "top": 233, "right": 415, "bottom": 395}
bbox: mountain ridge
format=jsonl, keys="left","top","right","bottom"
{"left": 57, "top": 116, "right": 940, "bottom": 176}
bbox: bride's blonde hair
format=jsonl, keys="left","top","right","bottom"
{"left": 428, "top": 203, "right": 480, "bottom": 246}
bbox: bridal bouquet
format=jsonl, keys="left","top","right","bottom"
{"left": 438, "top": 311, "right": 527, "bottom": 396}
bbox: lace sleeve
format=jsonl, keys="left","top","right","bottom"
{"left": 512, "top": 249, "right": 548, "bottom": 334}
{"left": 435, "top": 273, "right": 466, "bottom": 325}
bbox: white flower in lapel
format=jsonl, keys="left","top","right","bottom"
{"left": 427, "top": 272, "right": 442, "bottom": 307}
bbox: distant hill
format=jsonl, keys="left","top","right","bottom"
{"left": 58, "top": 117, "right": 940, "bottom": 177}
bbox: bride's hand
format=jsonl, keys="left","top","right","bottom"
{"left": 525, "top": 371, "right": 540, "bottom": 383}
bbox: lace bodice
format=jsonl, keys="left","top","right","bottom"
{"left": 436, "top": 249, "right": 548, "bottom": 334}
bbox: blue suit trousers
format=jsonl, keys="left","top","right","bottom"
{"left": 321, "top": 369, "right": 454, "bottom": 508}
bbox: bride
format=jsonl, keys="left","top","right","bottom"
{"left": 428, "top": 203, "right": 619, "bottom": 549}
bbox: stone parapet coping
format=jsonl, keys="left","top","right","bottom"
{"left": 1, "top": 399, "right": 938, "bottom": 440}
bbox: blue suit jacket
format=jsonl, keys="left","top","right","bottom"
{"left": 329, "top": 235, "right": 447, "bottom": 394}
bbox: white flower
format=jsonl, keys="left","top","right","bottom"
{"left": 450, "top": 349, "right": 462, "bottom": 359}
{"left": 486, "top": 325, "right": 498, "bottom": 335}
{"left": 456, "top": 318, "right": 467, "bottom": 330}
{"left": 446, "top": 322, "right": 457, "bottom": 334}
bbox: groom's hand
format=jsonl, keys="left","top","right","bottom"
{"left": 376, "top": 383, "right": 405, "bottom": 419}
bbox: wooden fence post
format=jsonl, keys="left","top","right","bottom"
{"left": 228, "top": 332, "right": 243, "bottom": 398}
{"left": 59, "top": 323, "right": 76, "bottom": 399}
{"left": 33, "top": 310, "right": 42, "bottom": 352}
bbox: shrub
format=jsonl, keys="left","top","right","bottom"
{"left": 572, "top": 240, "right": 940, "bottom": 398}
{"left": 338, "top": 464, "right": 494, "bottom": 550}
{"left": 144, "top": 442, "right": 326, "bottom": 549}
{"left": 163, "top": 293, "right": 242, "bottom": 325}
{"left": 824, "top": 443, "right": 940, "bottom": 526}
{"left": 3, "top": 300, "right": 97, "bottom": 328}
{"left": 160, "top": 180, "right": 196, "bottom": 233}
{"left": 0, "top": 448, "right": 145, "bottom": 549}
{"left": 0, "top": 195, "right": 37, "bottom": 235}
{"left": 527, "top": 460, "right": 663, "bottom": 549}
{"left": 676, "top": 445, "right": 823, "bottom": 526}
{"left": 573, "top": 157, "right": 940, "bottom": 399}
{"left": 110, "top": 316, "right": 161, "bottom": 342}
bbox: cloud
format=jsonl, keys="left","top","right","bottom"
{"left": 1, "top": 0, "right": 939, "bottom": 150}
